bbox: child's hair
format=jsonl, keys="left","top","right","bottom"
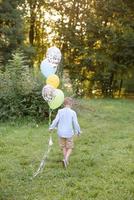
{"left": 64, "top": 97, "right": 74, "bottom": 106}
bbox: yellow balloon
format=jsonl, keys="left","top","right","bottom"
{"left": 46, "top": 74, "right": 60, "bottom": 88}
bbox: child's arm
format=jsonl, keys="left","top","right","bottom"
{"left": 49, "top": 110, "right": 60, "bottom": 131}
{"left": 72, "top": 111, "right": 81, "bottom": 135}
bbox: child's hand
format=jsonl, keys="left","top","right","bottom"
{"left": 49, "top": 128, "right": 53, "bottom": 132}
{"left": 77, "top": 131, "right": 82, "bottom": 137}
{"left": 75, "top": 132, "right": 80, "bottom": 137}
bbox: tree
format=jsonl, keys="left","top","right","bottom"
{"left": 48, "top": 0, "right": 93, "bottom": 96}
{"left": 0, "top": 0, "right": 24, "bottom": 65}
{"left": 22, "top": 0, "right": 49, "bottom": 66}
{"left": 89, "top": 0, "right": 134, "bottom": 96}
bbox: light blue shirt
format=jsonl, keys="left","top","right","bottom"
{"left": 49, "top": 107, "right": 81, "bottom": 138}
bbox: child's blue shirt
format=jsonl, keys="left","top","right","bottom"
{"left": 49, "top": 107, "right": 81, "bottom": 138}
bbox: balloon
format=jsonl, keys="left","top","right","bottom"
{"left": 46, "top": 74, "right": 60, "bottom": 88}
{"left": 46, "top": 46, "right": 61, "bottom": 65}
{"left": 42, "top": 84, "right": 55, "bottom": 103}
{"left": 48, "top": 89, "right": 64, "bottom": 110}
{"left": 40, "top": 59, "right": 57, "bottom": 78}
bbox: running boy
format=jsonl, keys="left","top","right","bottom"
{"left": 49, "top": 97, "right": 81, "bottom": 168}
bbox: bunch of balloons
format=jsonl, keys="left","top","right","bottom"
{"left": 41, "top": 46, "right": 64, "bottom": 110}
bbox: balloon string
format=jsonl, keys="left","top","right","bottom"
{"left": 49, "top": 108, "right": 52, "bottom": 127}
{"left": 33, "top": 109, "right": 53, "bottom": 178}
{"left": 49, "top": 108, "right": 52, "bottom": 142}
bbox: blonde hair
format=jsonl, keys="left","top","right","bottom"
{"left": 64, "top": 97, "right": 74, "bottom": 106}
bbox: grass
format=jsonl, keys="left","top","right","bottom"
{"left": 0, "top": 99, "right": 134, "bottom": 200}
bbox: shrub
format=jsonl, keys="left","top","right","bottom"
{"left": 0, "top": 51, "right": 49, "bottom": 121}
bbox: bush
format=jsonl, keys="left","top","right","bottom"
{"left": 0, "top": 51, "right": 49, "bottom": 121}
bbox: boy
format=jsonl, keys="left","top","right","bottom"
{"left": 49, "top": 97, "right": 81, "bottom": 168}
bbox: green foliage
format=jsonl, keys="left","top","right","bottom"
{"left": 50, "top": 0, "right": 134, "bottom": 97}
{"left": 0, "top": 0, "right": 134, "bottom": 97}
{"left": 22, "top": 0, "right": 49, "bottom": 65}
{"left": 0, "top": 99, "right": 134, "bottom": 199}
{"left": 0, "top": 51, "right": 48, "bottom": 121}
{"left": 0, "top": 0, "right": 24, "bottom": 65}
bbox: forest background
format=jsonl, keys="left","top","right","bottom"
{"left": 0, "top": 0, "right": 134, "bottom": 120}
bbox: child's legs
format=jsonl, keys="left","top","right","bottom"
{"left": 59, "top": 137, "right": 74, "bottom": 162}
{"left": 63, "top": 147, "right": 67, "bottom": 158}
{"left": 59, "top": 137, "right": 67, "bottom": 158}
{"left": 65, "top": 137, "right": 73, "bottom": 162}
{"left": 65, "top": 148, "right": 72, "bottom": 162}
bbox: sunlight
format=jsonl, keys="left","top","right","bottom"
{"left": 44, "top": 11, "right": 61, "bottom": 42}
{"left": 44, "top": 11, "right": 61, "bottom": 22}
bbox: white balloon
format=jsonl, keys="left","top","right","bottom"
{"left": 46, "top": 46, "right": 61, "bottom": 65}
{"left": 42, "top": 84, "right": 55, "bottom": 103}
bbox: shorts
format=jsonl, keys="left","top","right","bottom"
{"left": 59, "top": 137, "right": 74, "bottom": 149}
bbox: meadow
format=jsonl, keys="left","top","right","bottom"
{"left": 0, "top": 99, "right": 134, "bottom": 200}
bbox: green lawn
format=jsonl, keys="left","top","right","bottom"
{"left": 0, "top": 99, "right": 134, "bottom": 200}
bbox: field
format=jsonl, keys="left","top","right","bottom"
{"left": 0, "top": 99, "right": 134, "bottom": 200}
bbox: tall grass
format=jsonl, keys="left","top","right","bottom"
{"left": 0, "top": 99, "right": 134, "bottom": 200}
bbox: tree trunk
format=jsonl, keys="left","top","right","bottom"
{"left": 109, "top": 72, "right": 114, "bottom": 97}
{"left": 29, "top": 2, "right": 36, "bottom": 45}
{"left": 29, "top": 14, "right": 35, "bottom": 45}
{"left": 119, "top": 79, "right": 123, "bottom": 97}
